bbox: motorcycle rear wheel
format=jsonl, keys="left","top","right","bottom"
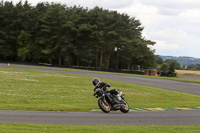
{"left": 120, "top": 99, "right": 129, "bottom": 113}
{"left": 98, "top": 98, "right": 111, "bottom": 113}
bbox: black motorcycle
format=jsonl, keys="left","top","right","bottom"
{"left": 93, "top": 88, "right": 129, "bottom": 113}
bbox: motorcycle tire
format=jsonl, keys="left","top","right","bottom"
{"left": 120, "top": 99, "right": 129, "bottom": 113}
{"left": 98, "top": 98, "right": 111, "bottom": 113}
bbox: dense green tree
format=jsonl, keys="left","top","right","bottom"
{"left": 160, "top": 63, "right": 169, "bottom": 71}
{"left": 188, "top": 64, "right": 200, "bottom": 70}
{"left": 17, "top": 30, "right": 32, "bottom": 61}
{"left": 39, "top": 3, "right": 74, "bottom": 65}
{"left": 164, "top": 59, "right": 180, "bottom": 71}
{"left": 0, "top": 1, "right": 16, "bottom": 61}
{"left": 156, "top": 55, "right": 163, "bottom": 64}
{"left": 67, "top": 6, "right": 93, "bottom": 66}
{"left": 0, "top": 1, "right": 156, "bottom": 70}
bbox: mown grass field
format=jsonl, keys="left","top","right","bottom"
{"left": 1, "top": 123, "right": 200, "bottom": 133}
{"left": 1, "top": 66, "right": 200, "bottom": 132}
{"left": 0, "top": 67, "right": 200, "bottom": 111}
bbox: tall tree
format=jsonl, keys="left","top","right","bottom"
{"left": 87, "top": 7, "right": 107, "bottom": 68}
{"left": 0, "top": 1, "right": 17, "bottom": 61}
{"left": 17, "top": 30, "right": 33, "bottom": 61}
{"left": 0, "top": 2, "right": 156, "bottom": 69}
{"left": 39, "top": 3, "right": 73, "bottom": 65}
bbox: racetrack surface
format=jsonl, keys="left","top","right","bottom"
{"left": 0, "top": 63, "right": 200, "bottom": 125}
{"left": 0, "top": 110, "right": 200, "bottom": 125}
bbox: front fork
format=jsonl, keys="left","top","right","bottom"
{"left": 102, "top": 94, "right": 107, "bottom": 103}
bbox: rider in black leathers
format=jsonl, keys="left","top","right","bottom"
{"left": 92, "top": 78, "right": 120, "bottom": 109}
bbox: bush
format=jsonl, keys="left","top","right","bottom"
{"left": 160, "top": 63, "right": 169, "bottom": 71}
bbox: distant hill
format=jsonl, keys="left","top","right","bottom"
{"left": 160, "top": 56, "right": 200, "bottom": 65}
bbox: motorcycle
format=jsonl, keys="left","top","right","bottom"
{"left": 93, "top": 88, "right": 129, "bottom": 113}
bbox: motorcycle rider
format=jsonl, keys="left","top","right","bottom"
{"left": 92, "top": 78, "right": 121, "bottom": 109}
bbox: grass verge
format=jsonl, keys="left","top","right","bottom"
{"left": 0, "top": 123, "right": 200, "bottom": 133}
{"left": 0, "top": 67, "right": 200, "bottom": 111}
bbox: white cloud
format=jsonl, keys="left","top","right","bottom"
{"left": 139, "top": 0, "right": 200, "bottom": 9}
{"left": 114, "top": 1, "right": 159, "bottom": 29}
{"left": 153, "top": 40, "right": 179, "bottom": 50}
{"left": 24, "top": 0, "right": 133, "bottom": 8}
{"left": 180, "top": 8, "right": 200, "bottom": 19}
{"left": 100, "top": 0, "right": 133, "bottom": 9}
{"left": 138, "top": 0, "right": 200, "bottom": 15}
{"left": 122, "top": 0, "right": 200, "bottom": 57}
{"left": 151, "top": 29, "right": 200, "bottom": 57}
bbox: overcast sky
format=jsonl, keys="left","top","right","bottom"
{"left": 10, "top": 0, "right": 200, "bottom": 58}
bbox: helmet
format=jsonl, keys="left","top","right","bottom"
{"left": 92, "top": 78, "right": 100, "bottom": 86}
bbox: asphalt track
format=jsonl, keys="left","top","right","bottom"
{"left": 1, "top": 110, "right": 200, "bottom": 125}
{"left": 0, "top": 63, "right": 200, "bottom": 125}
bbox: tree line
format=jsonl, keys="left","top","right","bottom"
{"left": 0, "top": 1, "right": 156, "bottom": 69}
{"left": 156, "top": 56, "right": 181, "bottom": 72}
{"left": 187, "top": 64, "right": 200, "bottom": 70}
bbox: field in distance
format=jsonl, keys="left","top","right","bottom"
{"left": 176, "top": 70, "right": 200, "bottom": 79}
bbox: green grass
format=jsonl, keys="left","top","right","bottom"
{"left": 0, "top": 67, "right": 200, "bottom": 111}
{"left": 0, "top": 123, "right": 200, "bottom": 133}
{"left": 1, "top": 66, "right": 200, "bottom": 132}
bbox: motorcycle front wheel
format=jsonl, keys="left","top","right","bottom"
{"left": 120, "top": 99, "right": 129, "bottom": 113}
{"left": 98, "top": 98, "right": 111, "bottom": 113}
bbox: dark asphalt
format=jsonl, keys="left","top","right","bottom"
{"left": 0, "top": 63, "right": 200, "bottom": 125}
{"left": 0, "top": 110, "right": 200, "bottom": 125}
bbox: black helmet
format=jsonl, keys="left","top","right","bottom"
{"left": 92, "top": 78, "right": 100, "bottom": 86}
